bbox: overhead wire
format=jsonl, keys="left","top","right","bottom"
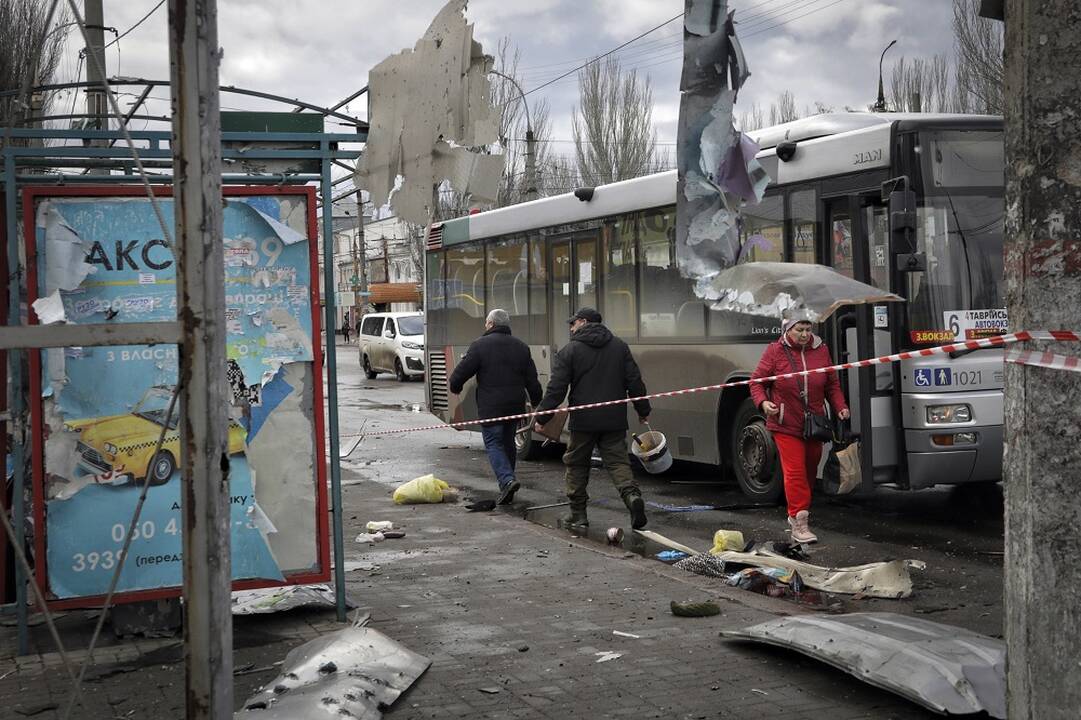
{"left": 104, "top": 0, "right": 165, "bottom": 50}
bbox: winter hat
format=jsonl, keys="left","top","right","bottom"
{"left": 781, "top": 317, "right": 813, "bottom": 336}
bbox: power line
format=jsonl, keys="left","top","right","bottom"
{"left": 104, "top": 0, "right": 165, "bottom": 50}
{"left": 523, "top": 11, "right": 685, "bottom": 98}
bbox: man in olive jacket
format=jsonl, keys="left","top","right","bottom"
{"left": 450, "top": 309, "right": 542, "bottom": 505}
{"left": 534, "top": 307, "right": 650, "bottom": 530}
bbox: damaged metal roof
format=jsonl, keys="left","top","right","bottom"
{"left": 722, "top": 612, "right": 1005, "bottom": 718}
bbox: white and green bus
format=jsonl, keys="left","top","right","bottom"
{"left": 423, "top": 112, "right": 1005, "bottom": 501}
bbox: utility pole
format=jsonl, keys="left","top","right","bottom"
{"left": 1002, "top": 1, "right": 1081, "bottom": 717}
{"left": 168, "top": 0, "right": 232, "bottom": 717}
{"left": 83, "top": 0, "right": 108, "bottom": 174}
{"left": 354, "top": 188, "right": 368, "bottom": 316}
{"left": 382, "top": 237, "right": 390, "bottom": 284}
{"left": 490, "top": 70, "right": 537, "bottom": 202}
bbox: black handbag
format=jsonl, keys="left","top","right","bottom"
{"left": 781, "top": 344, "right": 834, "bottom": 443}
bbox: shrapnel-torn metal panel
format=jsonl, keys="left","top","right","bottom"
{"left": 722, "top": 612, "right": 1005, "bottom": 718}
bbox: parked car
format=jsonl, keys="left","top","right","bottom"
{"left": 358, "top": 312, "right": 425, "bottom": 382}
{"left": 64, "top": 385, "right": 247, "bottom": 486}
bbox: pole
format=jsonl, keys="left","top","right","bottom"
{"left": 873, "top": 39, "right": 896, "bottom": 112}
{"left": 382, "top": 237, "right": 390, "bottom": 285}
{"left": 355, "top": 188, "right": 368, "bottom": 316}
{"left": 83, "top": 0, "right": 106, "bottom": 128}
{"left": 489, "top": 70, "right": 536, "bottom": 202}
{"left": 168, "top": 1, "right": 232, "bottom": 717}
{"left": 1002, "top": 1, "right": 1081, "bottom": 717}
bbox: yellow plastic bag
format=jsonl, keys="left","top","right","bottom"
{"left": 393, "top": 474, "right": 451, "bottom": 504}
{"left": 709, "top": 529, "right": 746, "bottom": 555}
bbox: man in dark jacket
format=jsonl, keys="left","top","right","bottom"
{"left": 534, "top": 307, "right": 650, "bottom": 530}
{"left": 449, "top": 309, "right": 542, "bottom": 504}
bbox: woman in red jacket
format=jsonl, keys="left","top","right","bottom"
{"left": 750, "top": 318, "right": 849, "bottom": 543}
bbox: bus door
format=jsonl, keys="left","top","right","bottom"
{"left": 549, "top": 233, "right": 599, "bottom": 350}
{"left": 824, "top": 196, "right": 899, "bottom": 489}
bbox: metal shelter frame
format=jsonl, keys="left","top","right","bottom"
{"left": 1, "top": 82, "right": 367, "bottom": 655}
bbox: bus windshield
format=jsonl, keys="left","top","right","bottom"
{"left": 905, "top": 131, "right": 1004, "bottom": 346}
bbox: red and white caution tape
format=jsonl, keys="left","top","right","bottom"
{"left": 340, "top": 330, "right": 1080, "bottom": 443}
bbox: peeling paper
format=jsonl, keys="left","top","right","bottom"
{"left": 254, "top": 208, "right": 306, "bottom": 245}
{"left": 676, "top": 1, "right": 767, "bottom": 293}
{"left": 355, "top": 0, "right": 503, "bottom": 224}
{"left": 32, "top": 291, "right": 68, "bottom": 325}
{"left": 39, "top": 204, "right": 96, "bottom": 292}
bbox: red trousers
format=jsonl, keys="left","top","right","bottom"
{"left": 773, "top": 432, "right": 823, "bottom": 517}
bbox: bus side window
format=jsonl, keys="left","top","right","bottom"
{"left": 789, "top": 189, "right": 818, "bottom": 264}
{"left": 603, "top": 218, "right": 637, "bottom": 338}
{"left": 738, "top": 194, "right": 783, "bottom": 263}
{"left": 638, "top": 208, "right": 705, "bottom": 338}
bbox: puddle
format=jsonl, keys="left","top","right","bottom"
{"left": 342, "top": 399, "right": 427, "bottom": 413}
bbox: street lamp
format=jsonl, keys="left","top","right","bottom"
{"left": 490, "top": 70, "right": 537, "bottom": 202}
{"left": 872, "top": 39, "right": 897, "bottom": 113}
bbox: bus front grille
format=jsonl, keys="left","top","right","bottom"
{"left": 428, "top": 350, "right": 449, "bottom": 411}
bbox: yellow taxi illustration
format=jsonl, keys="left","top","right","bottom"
{"left": 64, "top": 385, "right": 247, "bottom": 486}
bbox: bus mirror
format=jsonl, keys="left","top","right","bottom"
{"left": 895, "top": 253, "right": 927, "bottom": 273}
{"left": 889, "top": 189, "right": 918, "bottom": 254}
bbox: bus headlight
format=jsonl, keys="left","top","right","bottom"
{"left": 926, "top": 404, "right": 972, "bottom": 424}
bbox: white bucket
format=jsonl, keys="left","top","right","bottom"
{"left": 631, "top": 429, "right": 673, "bottom": 474}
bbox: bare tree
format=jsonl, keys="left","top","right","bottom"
{"left": 888, "top": 54, "right": 956, "bottom": 112}
{"left": 767, "top": 90, "right": 799, "bottom": 125}
{"left": 953, "top": 0, "right": 1003, "bottom": 113}
{"left": 737, "top": 101, "right": 765, "bottom": 131}
{"left": 572, "top": 56, "right": 657, "bottom": 185}
{"left": 0, "top": 0, "right": 70, "bottom": 129}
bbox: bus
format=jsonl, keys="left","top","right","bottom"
{"left": 422, "top": 112, "right": 1005, "bottom": 502}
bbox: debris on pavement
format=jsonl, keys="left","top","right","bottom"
{"left": 721, "top": 612, "right": 1006, "bottom": 719}
{"left": 366, "top": 520, "right": 395, "bottom": 533}
{"left": 634, "top": 529, "right": 702, "bottom": 556}
{"left": 477, "top": 687, "right": 502, "bottom": 694}
{"left": 355, "top": 531, "right": 386, "bottom": 543}
{"left": 673, "top": 553, "right": 728, "bottom": 578}
{"left": 656, "top": 550, "right": 689, "bottom": 561}
{"left": 594, "top": 651, "right": 624, "bottom": 663}
{"left": 393, "top": 474, "right": 453, "bottom": 504}
{"left": 382, "top": 530, "right": 407, "bottom": 539}
{"left": 715, "top": 546, "right": 926, "bottom": 599}
{"left": 670, "top": 600, "right": 721, "bottom": 617}
{"left": 231, "top": 585, "right": 358, "bottom": 615}
{"left": 525, "top": 501, "right": 571, "bottom": 511}
{"left": 237, "top": 626, "right": 431, "bottom": 719}
{"left": 465, "top": 499, "right": 497, "bottom": 512}
{"left": 709, "top": 529, "right": 746, "bottom": 554}
{"left": 606, "top": 527, "right": 625, "bottom": 544}
{"left": 612, "top": 631, "right": 640, "bottom": 639}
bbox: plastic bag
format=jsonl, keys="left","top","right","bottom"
{"left": 710, "top": 529, "right": 746, "bottom": 555}
{"left": 392, "top": 474, "right": 450, "bottom": 504}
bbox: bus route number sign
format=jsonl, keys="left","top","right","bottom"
{"left": 944, "top": 309, "right": 1008, "bottom": 340}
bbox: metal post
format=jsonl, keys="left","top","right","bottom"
{"left": 355, "top": 188, "right": 368, "bottom": 315}
{"left": 83, "top": 1, "right": 107, "bottom": 137}
{"left": 168, "top": 1, "right": 232, "bottom": 717}
{"left": 523, "top": 128, "right": 538, "bottom": 202}
{"left": 4, "top": 149, "right": 29, "bottom": 656}
{"left": 322, "top": 145, "right": 347, "bottom": 623}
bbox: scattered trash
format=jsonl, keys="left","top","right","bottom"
{"left": 465, "top": 499, "right": 497, "bottom": 512}
{"left": 594, "top": 651, "right": 624, "bottom": 663}
{"left": 656, "top": 550, "right": 689, "bottom": 561}
{"left": 612, "top": 631, "right": 640, "bottom": 639}
{"left": 715, "top": 546, "right": 926, "bottom": 599}
{"left": 355, "top": 531, "right": 386, "bottom": 543}
{"left": 366, "top": 520, "right": 395, "bottom": 533}
{"left": 673, "top": 553, "right": 728, "bottom": 578}
{"left": 709, "top": 529, "right": 745, "bottom": 554}
{"left": 477, "top": 687, "right": 502, "bottom": 694}
{"left": 231, "top": 585, "right": 358, "bottom": 615}
{"left": 238, "top": 626, "right": 431, "bottom": 719}
{"left": 634, "top": 529, "right": 702, "bottom": 556}
{"left": 382, "top": 530, "right": 406, "bottom": 539}
{"left": 670, "top": 600, "right": 721, "bottom": 618}
{"left": 517, "top": 645, "right": 529, "bottom": 652}
{"left": 751, "top": 688, "right": 769, "bottom": 696}
{"left": 722, "top": 612, "right": 1005, "bottom": 719}
{"left": 606, "top": 527, "right": 625, "bottom": 544}
{"left": 341, "top": 561, "right": 379, "bottom": 572}
{"left": 393, "top": 474, "right": 453, "bottom": 504}
{"left": 724, "top": 567, "right": 826, "bottom": 604}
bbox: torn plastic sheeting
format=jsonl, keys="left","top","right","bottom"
{"left": 231, "top": 584, "right": 356, "bottom": 615}
{"left": 236, "top": 626, "right": 431, "bottom": 719}
{"left": 721, "top": 613, "right": 1005, "bottom": 718}
{"left": 715, "top": 547, "right": 926, "bottom": 599}
{"left": 355, "top": 0, "right": 502, "bottom": 225}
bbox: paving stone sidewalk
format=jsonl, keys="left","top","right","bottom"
{"left": 0, "top": 472, "right": 938, "bottom": 719}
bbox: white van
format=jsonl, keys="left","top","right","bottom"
{"left": 358, "top": 312, "right": 425, "bottom": 381}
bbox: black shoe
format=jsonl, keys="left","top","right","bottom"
{"left": 562, "top": 509, "right": 589, "bottom": 531}
{"left": 622, "top": 491, "right": 648, "bottom": 530}
{"left": 497, "top": 481, "right": 521, "bottom": 505}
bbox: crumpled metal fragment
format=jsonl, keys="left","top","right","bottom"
{"left": 236, "top": 627, "right": 430, "bottom": 719}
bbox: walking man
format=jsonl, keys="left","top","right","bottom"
{"left": 449, "top": 309, "right": 542, "bottom": 505}
{"left": 342, "top": 322, "right": 351, "bottom": 344}
{"left": 534, "top": 307, "right": 650, "bottom": 531}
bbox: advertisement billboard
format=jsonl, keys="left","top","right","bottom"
{"left": 25, "top": 186, "right": 329, "bottom": 606}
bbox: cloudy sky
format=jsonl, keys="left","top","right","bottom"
{"left": 54, "top": 0, "right": 957, "bottom": 180}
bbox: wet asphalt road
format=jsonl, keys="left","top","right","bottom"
{"left": 330, "top": 343, "right": 1005, "bottom": 638}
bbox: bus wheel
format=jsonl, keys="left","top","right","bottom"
{"left": 515, "top": 417, "right": 542, "bottom": 461}
{"left": 730, "top": 398, "right": 783, "bottom": 503}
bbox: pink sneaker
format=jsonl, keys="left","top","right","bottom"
{"left": 787, "top": 510, "right": 818, "bottom": 544}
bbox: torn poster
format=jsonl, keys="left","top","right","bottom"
{"left": 26, "top": 189, "right": 327, "bottom": 600}
{"left": 676, "top": 0, "right": 768, "bottom": 299}
{"left": 355, "top": 0, "right": 503, "bottom": 224}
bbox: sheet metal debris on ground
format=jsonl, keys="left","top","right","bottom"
{"left": 237, "top": 626, "right": 431, "bottom": 719}
{"left": 722, "top": 612, "right": 1005, "bottom": 718}
{"left": 231, "top": 584, "right": 358, "bottom": 615}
